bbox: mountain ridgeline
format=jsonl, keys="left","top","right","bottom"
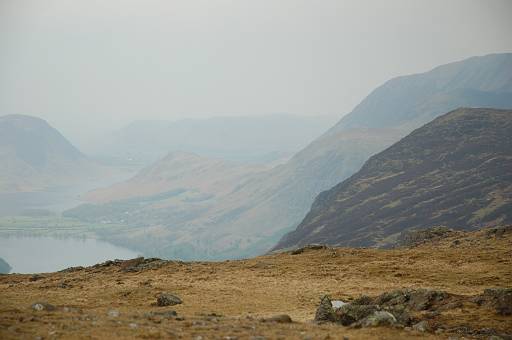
{"left": 0, "top": 114, "right": 95, "bottom": 193}
{"left": 275, "top": 108, "right": 512, "bottom": 250}
{"left": 71, "top": 53, "right": 512, "bottom": 260}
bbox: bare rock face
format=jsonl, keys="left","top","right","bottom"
{"left": 156, "top": 293, "right": 182, "bottom": 307}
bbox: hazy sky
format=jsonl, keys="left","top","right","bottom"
{"left": 1, "top": 0, "right": 511, "bottom": 145}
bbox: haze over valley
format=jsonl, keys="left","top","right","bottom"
{"left": 1, "top": 1, "right": 511, "bottom": 339}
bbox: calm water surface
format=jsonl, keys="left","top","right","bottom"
{"left": 0, "top": 236, "right": 140, "bottom": 273}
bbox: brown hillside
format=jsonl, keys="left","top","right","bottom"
{"left": 0, "top": 226, "right": 511, "bottom": 339}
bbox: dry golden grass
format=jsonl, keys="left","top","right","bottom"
{"left": 0, "top": 228, "right": 510, "bottom": 339}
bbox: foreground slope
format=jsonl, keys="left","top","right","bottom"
{"left": 72, "top": 53, "right": 512, "bottom": 260}
{"left": 0, "top": 227, "right": 510, "bottom": 339}
{"left": 276, "top": 108, "right": 512, "bottom": 250}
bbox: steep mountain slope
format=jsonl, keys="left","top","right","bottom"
{"left": 72, "top": 53, "right": 512, "bottom": 260}
{"left": 275, "top": 108, "right": 512, "bottom": 250}
{"left": 0, "top": 114, "right": 98, "bottom": 193}
{"left": 88, "top": 114, "right": 338, "bottom": 164}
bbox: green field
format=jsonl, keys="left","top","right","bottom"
{"left": 0, "top": 216, "right": 130, "bottom": 239}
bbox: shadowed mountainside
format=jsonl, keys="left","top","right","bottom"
{"left": 275, "top": 108, "right": 512, "bottom": 250}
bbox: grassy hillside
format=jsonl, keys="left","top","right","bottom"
{"left": 0, "top": 227, "right": 510, "bottom": 339}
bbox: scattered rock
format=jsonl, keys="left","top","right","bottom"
{"left": 145, "top": 310, "right": 178, "bottom": 319}
{"left": 397, "top": 226, "right": 455, "bottom": 247}
{"left": 260, "top": 314, "right": 292, "bottom": 323}
{"left": 412, "top": 320, "right": 430, "bottom": 332}
{"left": 121, "top": 257, "right": 168, "bottom": 272}
{"left": 479, "top": 288, "right": 512, "bottom": 315}
{"left": 29, "top": 274, "right": 44, "bottom": 282}
{"left": 336, "top": 304, "right": 378, "bottom": 326}
{"left": 450, "top": 239, "right": 461, "bottom": 247}
{"left": 485, "top": 225, "right": 512, "bottom": 239}
{"left": 291, "top": 244, "right": 328, "bottom": 255}
{"left": 58, "top": 281, "right": 72, "bottom": 289}
{"left": 314, "top": 296, "right": 336, "bottom": 322}
{"left": 356, "top": 311, "right": 396, "bottom": 327}
{"left": 59, "top": 266, "right": 84, "bottom": 273}
{"left": 408, "top": 289, "right": 447, "bottom": 311}
{"left": 107, "top": 309, "right": 120, "bottom": 317}
{"left": 31, "top": 302, "right": 56, "bottom": 312}
{"left": 156, "top": 293, "right": 182, "bottom": 307}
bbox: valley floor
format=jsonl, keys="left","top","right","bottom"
{"left": 0, "top": 228, "right": 511, "bottom": 339}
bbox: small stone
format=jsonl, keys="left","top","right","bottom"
{"left": 412, "top": 320, "right": 429, "bottom": 332}
{"left": 488, "top": 336, "right": 505, "bottom": 340}
{"left": 29, "top": 275, "right": 44, "bottom": 282}
{"left": 31, "top": 302, "right": 56, "bottom": 311}
{"left": 145, "top": 310, "right": 178, "bottom": 319}
{"left": 357, "top": 311, "right": 396, "bottom": 327}
{"left": 107, "top": 309, "right": 120, "bottom": 317}
{"left": 156, "top": 293, "right": 182, "bottom": 307}
{"left": 129, "top": 323, "right": 138, "bottom": 329}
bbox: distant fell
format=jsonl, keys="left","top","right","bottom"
{"left": 0, "top": 114, "right": 99, "bottom": 193}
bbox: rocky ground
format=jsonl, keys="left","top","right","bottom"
{"left": 0, "top": 226, "right": 511, "bottom": 339}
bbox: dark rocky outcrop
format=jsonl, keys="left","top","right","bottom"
{"left": 474, "top": 288, "right": 512, "bottom": 316}
{"left": 314, "top": 295, "right": 336, "bottom": 323}
{"left": 316, "top": 288, "right": 512, "bottom": 337}
{"left": 396, "top": 226, "right": 456, "bottom": 247}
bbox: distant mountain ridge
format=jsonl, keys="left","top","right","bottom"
{"left": 89, "top": 114, "right": 339, "bottom": 164}
{"left": 0, "top": 115, "right": 119, "bottom": 197}
{"left": 331, "top": 53, "right": 512, "bottom": 131}
{"left": 0, "top": 114, "right": 99, "bottom": 193}
{"left": 274, "top": 108, "right": 512, "bottom": 250}
{"left": 70, "top": 53, "right": 512, "bottom": 260}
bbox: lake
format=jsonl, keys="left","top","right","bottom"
{"left": 0, "top": 236, "right": 140, "bottom": 274}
